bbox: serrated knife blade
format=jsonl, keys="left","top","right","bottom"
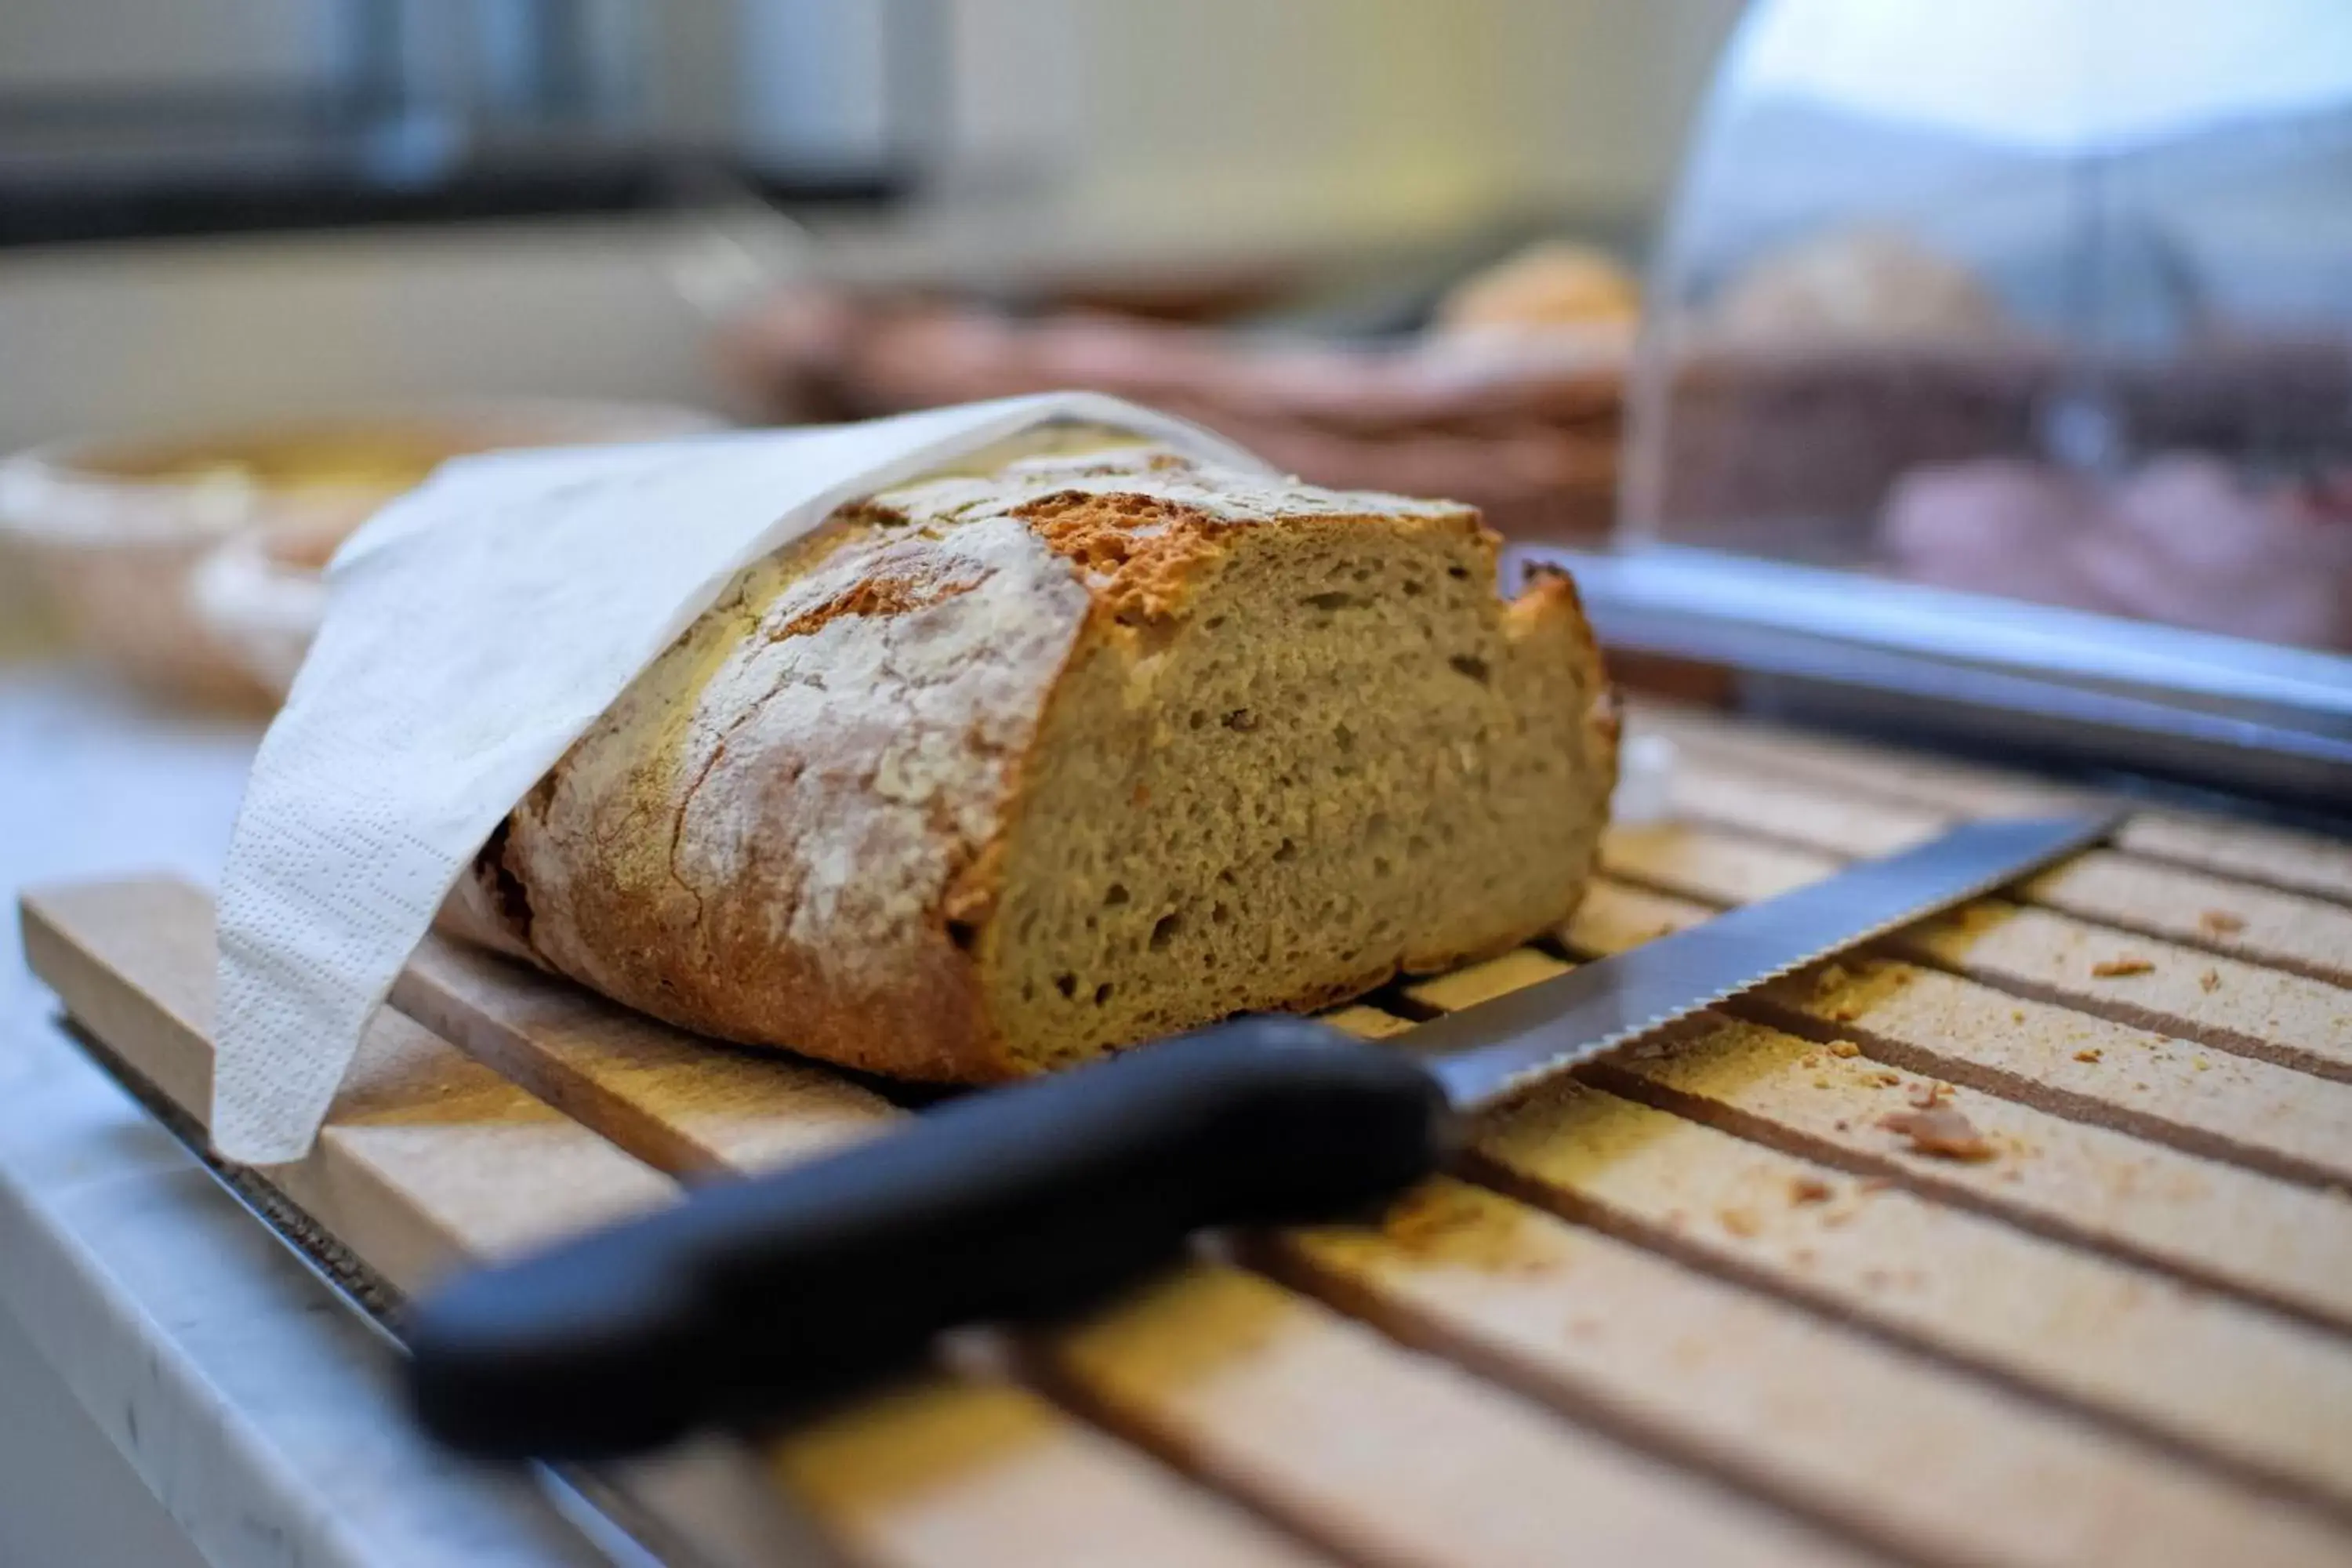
{"left": 1407, "top": 813, "right": 2119, "bottom": 1112}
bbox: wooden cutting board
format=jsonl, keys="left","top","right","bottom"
{"left": 18, "top": 702, "right": 2352, "bottom": 1568}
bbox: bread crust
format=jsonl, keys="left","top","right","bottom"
{"left": 455, "top": 445, "right": 1614, "bottom": 1080}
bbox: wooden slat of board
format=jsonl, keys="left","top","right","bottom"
{"left": 1560, "top": 878, "right": 1719, "bottom": 956}
{"left": 1635, "top": 702, "right": 2352, "bottom": 904}
{"left": 2116, "top": 815, "right": 2352, "bottom": 907}
{"left": 1598, "top": 820, "right": 2352, "bottom": 1088}
{"left": 1660, "top": 750, "right": 2352, "bottom": 985}
{"left": 395, "top": 935, "right": 895, "bottom": 1179}
{"left": 1664, "top": 766, "right": 1947, "bottom": 858}
{"left": 1566, "top": 877, "right": 2352, "bottom": 1130}
{"left": 1656, "top": 747, "right": 2352, "bottom": 1072}
{"left": 1624, "top": 706, "right": 2094, "bottom": 818}
{"left": 1036, "top": 1263, "right": 1864, "bottom": 1568}
{"left": 1755, "top": 959, "right": 2352, "bottom": 1190}
{"left": 1466, "top": 1079, "right": 2352, "bottom": 1512}
{"left": 20, "top": 878, "right": 672, "bottom": 1293}
{"left": 771, "top": 1378, "right": 1321, "bottom": 1568}
{"left": 1390, "top": 952, "right": 2352, "bottom": 1333}
{"left": 1403, "top": 949, "right": 1574, "bottom": 1014}
{"left": 16, "top": 876, "right": 220, "bottom": 1113}
{"left": 1601, "top": 822, "right": 1832, "bottom": 904}
{"left": 408, "top": 916, "right": 1871, "bottom": 1568}
{"left": 1264, "top": 1173, "right": 2352, "bottom": 1568}
{"left": 1616, "top": 1018, "right": 2352, "bottom": 1334}
{"left": 2025, "top": 851, "right": 2352, "bottom": 988}
{"left": 19, "top": 879, "right": 1324, "bottom": 1568}
{"left": 1893, "top": 901, "right": 2352, "bottom": 1083}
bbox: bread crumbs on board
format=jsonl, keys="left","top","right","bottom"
{"left": 2092, "top": 956, "right": 2155, "bottom": 978}
{"left": 1879, "top": 1104, "right": 1999, "bottom": 1161}
{"left": 2199, "top": 968, "right": 2223, "bottom": 993}
{"left": 2074, "top": 1047, "right": 2103, "bottom": 1063}
{"left": 1377, "top": 1184, "right": 1560, "bottom": 1276}
{"left": 2199, "top": 909, "right": 2246, "bottom": 935}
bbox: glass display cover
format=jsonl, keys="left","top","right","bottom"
{"left": 1623, "top": 0, "right": 2352, "bottom": 653}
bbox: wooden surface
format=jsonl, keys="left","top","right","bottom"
{"left": 20, "top": 883, "right": 1323, "bottom": 1568}
{"left": 18, "top": 700, "right": 2352, "bottom": 1567}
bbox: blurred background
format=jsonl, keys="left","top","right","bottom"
{"left": 0, "top": 0, "right": 2347, "bottom": 805}
{"left": 0, "top": 0, "right": 1730, "bottom": 445}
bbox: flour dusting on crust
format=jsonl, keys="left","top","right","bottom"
{"left": 471, "top": 437, "right": 1585, "bottom": 1083}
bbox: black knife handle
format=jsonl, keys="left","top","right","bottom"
{"left": 405, "top": 1014, "right": 1450, "bottom": 1458}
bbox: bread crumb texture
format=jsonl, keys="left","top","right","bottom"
{"left": 485, "top": 434, "right": 1617, "bottom": 1080}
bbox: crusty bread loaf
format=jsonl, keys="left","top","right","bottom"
{"left": 450, "top": 431, "right": 1617, "bottom": 1080}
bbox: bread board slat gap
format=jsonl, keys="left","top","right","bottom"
{"left": 1451, "top": 1145, "right": 2352, "bottom": 1526}
{"left": 1645, "top": 713, "right": 2352, "bottom": 905}
{"left": 1577, "top": 1058, "right": 2352, "bottom": 1340}
{"left": 25, "top": 879, "right": 1338, "bottom": 1568}
{"left": 1233, "top": 1219, "right": 2352, "bottom": 1568}
{"left": 1586, "top": 853, "right": 2352, "bottom": 1097}
{"left": 2024, "top": 854, "right": 2352, "bottom": 989}
{"left": 997, "top": 1322, "right": 1439, "bottom": 1568}
{"left": 403, "top": 924, "right": 1854, "bottom": 1568}
{"left": 1626, "top": 706, "right": 2106, "bottom": 819}
{"left": 1357, "top": 977, "right": 1445, "bottom": 1024}
{"left": 1661, "top": 797, "right": 1952, "bottom": 868}
{"left": 2107, "top": 826, "right": 2352, "bottom": 913}
{"left": 1527, "top": 928, "right": 1583, "bottom": 967}
{"left": 391, "top": 951, "right": 1396, "bottom": 1564}
{"left": 1228, "top": 1241, "right": 1955, "bottom": 1568}
{"left": 1639, "top": 762, "right": 2352, "bottom": 992}
{"left": 1374, "top": 949, "right": 2352, "bottom": 1345}
{"left": 1006, "top": 1279, "right": 1875, "bottom": 1568}
{"left": 1668, "top": 769, "right": 2352, "bottom": 920}
{"left": 1869, "top": 928, "right": 2352, "bottom": 1086}
{"left": 1726, "top": 992, "right": 2350, "bottom": 1192}
{"left": 1254, "top": 1023, "right": 2352, "bottom": 1568}
{"left": 1661, "top": 744, "right": 2352, "bottom": 915}
{"left": 1619, "top": 746, "right": 2048, "bottom": 832}
{"left": 1585, "top": 858, "right": 1746, "bottom": 917}
{"left": 2113, "top": 844, "right": 2352, "bottom": 912}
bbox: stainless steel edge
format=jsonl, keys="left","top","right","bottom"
{"left": 1508, "top": 543, "right": 2352, "bottom": 810}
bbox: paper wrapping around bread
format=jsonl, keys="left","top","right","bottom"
{"left": 441, "top": 438, "right": 1619, "bottom": 1083}
{"left": 212, "top": 394, "right": 1276, "bottom": 1163}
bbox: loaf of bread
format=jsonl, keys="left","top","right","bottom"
{"left": 448, "top": 432, "right": 1617, "bottom": 1080}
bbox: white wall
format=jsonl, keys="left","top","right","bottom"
{"left": 938, "top": 0, "right": 1741, "bottom": 228}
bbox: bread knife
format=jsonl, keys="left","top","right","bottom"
{"left": 406, "top": 811, "right": 2115, "bottom": 1459}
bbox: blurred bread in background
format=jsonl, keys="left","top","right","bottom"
{"left": 722, "top": 240, "right": 1640, "bottom": 546}
{"left": 1707, "top": 227, "right": 2009, "bottom": 347}
{"left": 1432, "top": 240, "right": 1642, "bottom": 337}
{"left": 0, "top": 401, "right": 720, "bottom": 707}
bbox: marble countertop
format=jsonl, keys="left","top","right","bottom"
{"left": 0, "top": 662, "right": 622, "bottom": 1566}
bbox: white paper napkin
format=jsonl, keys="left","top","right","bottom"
{"left": 212, "top": 392, "right": 1272, "bottom": 1163}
